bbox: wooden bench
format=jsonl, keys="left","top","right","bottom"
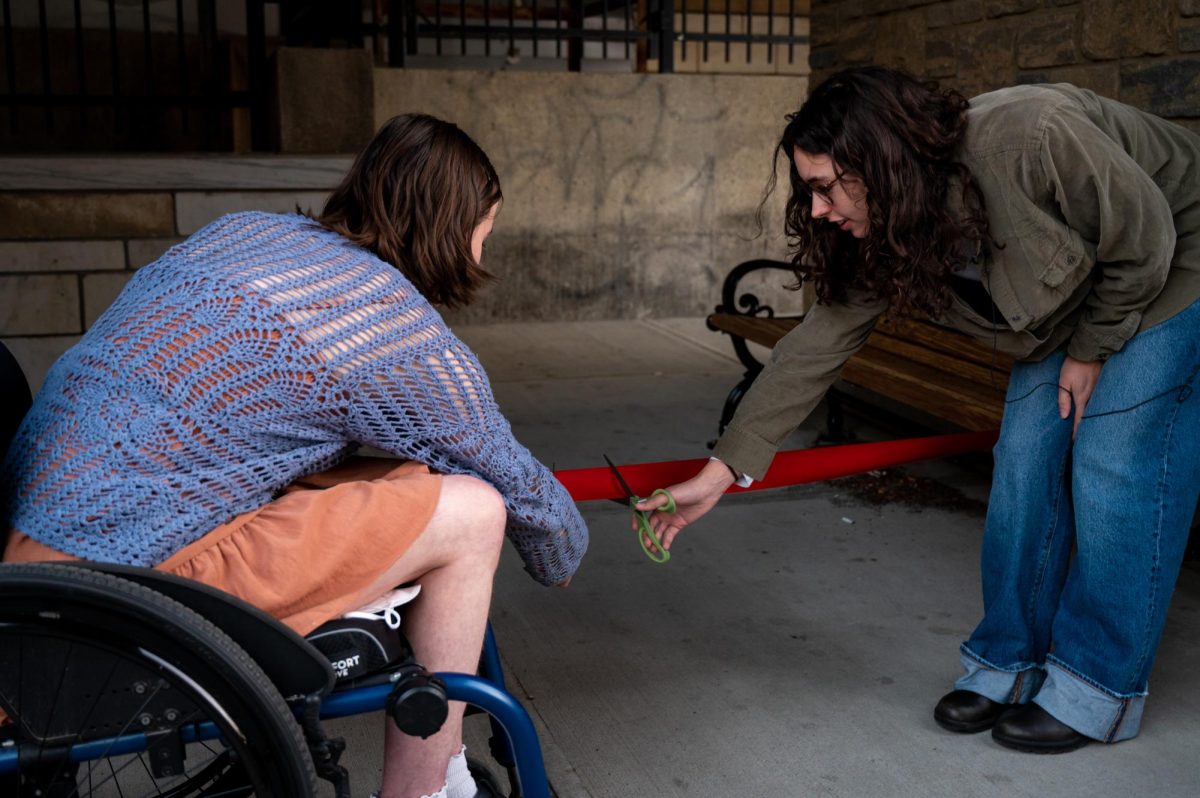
{"left": 705, "top": 260, "right": 1014, "bottom": 440}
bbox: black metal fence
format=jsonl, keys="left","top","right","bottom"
{"left": 388, "top": 0, "right": 808, "bottom": 73}
{"left": 0, "top": 1, "right": 808, "bottom": 153}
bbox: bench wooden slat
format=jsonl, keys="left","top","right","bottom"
{"left": 708, "top": 313, "right": 801, "bottom": 349}
{"left": 841, "top": 348, "right": 1007, "bottom": 431}
{"left": 708, "top": 309, "right": 1010, "bottom": 431}
{"left": 860, "top": 333, "right": 1011, "bottom": 391}
{"left": 876, "top": 316, "right": 1016, "bottom": 372}
{"left": 709, "top": 313, "right": 1014, "bottom": 373}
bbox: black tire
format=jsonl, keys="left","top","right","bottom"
{"left": 0, "top": 562, "right": 318, "bottom": 796}
{"left": 468, "top": 757, "right": 510, "bottom": 798}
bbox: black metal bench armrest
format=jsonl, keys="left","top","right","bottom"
{"left": 707, "top": 259, "right": 803, "bottom": 374}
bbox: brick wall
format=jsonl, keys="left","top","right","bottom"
{"left": 809, "top": 0, "right": 1200, "bottom": 129}
{"left": 0, "top": 157, "right": 347, "bottom": 391}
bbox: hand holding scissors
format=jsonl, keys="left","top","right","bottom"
{"left": 603, "top": 455, "right": 676, "bottom": 563}
{"left": 630, "top": 458, "right": 737, "bottom": 553}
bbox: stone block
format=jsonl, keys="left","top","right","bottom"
{"left": 927, "top": 2, "right": 955, "bottom": 29}
{"left": 1181, "top": 20, "right": 1200, "bottom": 53}
{"left": 0, "top": 275, "right": 80, "bottom": 335}
{"left": 952, "top": 0, "right": 985, "bottom": 24}
{"left": 840, "top": 0, "right": 866, "bottom": 18}
{"left": 1120, "top": 57, "right": 1200, "bottom": 117}
{"left": 1081, "top": 0, "right": 1172, "bottom": 60}
{"left": 810, "top": 5, "right": 840, "bottom": 46}
{"left": 950, "top": 76, "right": 986, "bottom": 98}
{"left": 840, "top": 17, "right": 880, "bottom": 64}
{"left": 126, "top": 237, "right": 186, "bottom": 268}
{"left": 83, "top": 272, "right": 134, "bottom": 329}
{"left": 0, "top": 193, "right": 174, "bottom": 240}
{"left": 1017, "top": 9, "right": 1081, "bottom": 69}
{"left": 174, "top": 192, "right": 331, "bottom": 235}
{"left": 876, "top": 11, "right": 927, "bottom": 73}
{"left": 374, "top": 69, "right": 800, "bottom": 321}
{"left": 810, "top": 46, "right": 841, "bottom": 69}
{"left": 274, "top": 47, "right": 374, "bottom": 154}
{"left": 0, "top": 335, "right": 80, "bottom": 394}
{"left": 864, "top": 0, "right": 910, "bottom": 14}
{"left": 1172, "top": 118, "right": 1200, "bottom": 135}
{"left": 956, "top": 22, "right": 1019, "bottom": 91}
{"left": 926, "top": 32, "right": 958, "bottom": 77}
{"left": 0, "top": 240, "right": 124, "bottom": 273}
{"left": 0, "top": 156, "right": 352, "bottom": 192}
{"left": 449, "top": 230, "right": 636, "bottom": 322}
{"left": 1017, "top": 62, "right": 1120, "bottom": 98}
{"left": 985, "top": 0, "right": 1040, "bottom": 16}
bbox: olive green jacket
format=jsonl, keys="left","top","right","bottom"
{"left": 713, "top": 84, "right": 1200, "bottom": 480}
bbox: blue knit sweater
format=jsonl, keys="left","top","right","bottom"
{"left": 2, "top": 212, "right": 587, "bottom": 585}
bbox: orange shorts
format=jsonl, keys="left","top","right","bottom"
{"left": 4, "top": 456, "right": 442, "bottom": 636}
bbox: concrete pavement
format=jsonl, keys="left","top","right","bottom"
{"left": 327, "top": 317, "right": 1200, "bottom": 798}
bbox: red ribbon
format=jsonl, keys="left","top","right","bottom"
{"left": 554, "top": 430, "right": 998, "bottom": 502}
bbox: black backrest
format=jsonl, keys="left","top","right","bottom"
{"left": 0, "top": 341, "right": 31, "bottom": 462}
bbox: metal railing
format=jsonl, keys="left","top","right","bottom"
{"left": 677, "top": 0, "right": 807, "bottom": 69}
{"left": 0, "top": 1, "right": 808, "bottom": 153}
{"left": 385, "top": 0, "right": 671, "bottom": 71}
{"left": 386, "top": 0, "right": 808, "bottom": 73}
{"left": 0, "top": 0, "right": 273, "bottom": 152}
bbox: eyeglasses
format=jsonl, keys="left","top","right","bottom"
{"left": 802, "top": 174, "right": 844, "bottom": 202}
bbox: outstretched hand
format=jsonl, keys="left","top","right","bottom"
{"left": 632, "top": 458, "right": 737, "bottom": 554}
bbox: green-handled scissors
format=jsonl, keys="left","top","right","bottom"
{"left": 603, "top": 454, "right": 676, "bottom": 564}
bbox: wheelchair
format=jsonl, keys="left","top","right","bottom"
{"left": 0, "top": 343, "right": 551, "bottom": 798}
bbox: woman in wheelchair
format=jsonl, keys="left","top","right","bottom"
{"left": 1, "top": 114, "right": 587, "bottom": 798}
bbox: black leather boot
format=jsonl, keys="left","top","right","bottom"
{"left": 933, "top": 689, "right": 1013, "bottom": 733}
{"left": 991, "top": 703, "right": 1091, "bottom": 753}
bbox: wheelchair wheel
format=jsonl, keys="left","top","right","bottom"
{"left": 0, "top": 563, "right": 318, "bottom": 797}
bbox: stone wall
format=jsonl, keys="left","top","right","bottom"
{"left": 2, "top": 68, "right": 807, "bottom": 388}
{"left": 0, "top": 157, "right": 347, "bottom": 390}
{"left": 375, "top": 68, "right": 802, "bottom": 325}
{"left": 809, "top": 0, "right": 1200, "bottom": 129}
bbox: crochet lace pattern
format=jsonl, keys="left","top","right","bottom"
{"left": 2, "top": 212, "right": 587, "bottom": 585}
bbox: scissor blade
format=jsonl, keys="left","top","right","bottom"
{"left": 602, "top": 453, "right": 637, "bottom": 499}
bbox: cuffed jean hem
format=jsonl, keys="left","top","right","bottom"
{"left": 954, "top": 644, "right": 1044, "bottom": 704}
{"left": 1033, "top": 658, "right": 1146, "bottom": 743}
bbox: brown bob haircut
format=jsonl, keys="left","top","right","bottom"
{"left": 317, "top": 113, "right": 502, "bottom": 308}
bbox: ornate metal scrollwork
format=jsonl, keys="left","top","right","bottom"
{"left": 736, "top": 292, "right": 776, "bottom": 318}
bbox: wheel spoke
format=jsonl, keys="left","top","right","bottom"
{"left": 1, "top": 565, "right": 316, "bottom": 796}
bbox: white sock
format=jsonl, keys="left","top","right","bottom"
{"left": 370, "top": 784, "right": 448, "bottom": 798}
{"left": 445, "top": 745, "right": 478, "bottom": 798}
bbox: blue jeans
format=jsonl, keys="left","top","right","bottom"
{"left": 956, "top": 297, "right": 1200, "bottom": 742}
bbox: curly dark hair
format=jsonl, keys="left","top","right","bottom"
{"left": 767, "top": 66, "right": 991, "bottom": 318}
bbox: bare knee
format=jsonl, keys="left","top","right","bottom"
{"left": 439, "top": 474, "right": 506, "bottom": 556}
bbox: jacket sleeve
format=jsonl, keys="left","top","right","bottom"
{"left": 711, "top": 289, "right": 886, "bottom": 480}
{"left": 1038, "top": 103, "right": 1176, "bottom": 361}
{"left": 336, "top": 322, "right": 587, "bottom": 587}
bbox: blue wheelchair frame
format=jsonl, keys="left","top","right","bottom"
{"left": 0, "top": 341, "right": 551, "bottom": 797}
{"left": 0, "top": 622, "right": 551, "bottom": 798}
